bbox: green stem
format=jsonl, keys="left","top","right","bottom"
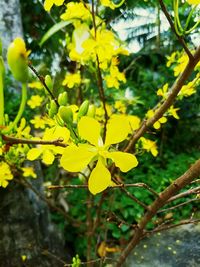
{"left": 0, "top": 70, "right": 4, "bottom": 126}
{"left": 185, "top": 20, "right": 200, "bottom": 34}
{"left": 174, "top": 0, "right": 184, "bottom": 35}
{"left": 184, "top": 5, "right": 196, "bottom": 31}
{"left": 3, "top": 83, "right": 27, "bottom": 134}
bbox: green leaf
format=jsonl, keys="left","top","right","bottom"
{"left": 39, "top": 20, "right": 72, "bottom": 46}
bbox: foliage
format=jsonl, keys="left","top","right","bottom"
{"left": 0, "top": 0, "right": 200, "bottom": 265}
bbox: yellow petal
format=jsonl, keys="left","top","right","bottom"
{"left": 159, "top": 117, "right": 167, "bottom": 124}
{"left": 105, "top": 115, "right": 130, "bottom": 146}
{"left": 55, "top": 0, "right": 65, "bottom": 6}
{"left": 2, "top": 180, "right": 9, "bottom": 188}
{"left": 78, "top": 116, "right": 101, "bottom": 146}
{"left": 89, "top": 160, "right": 112, "bottom": 195}
{"left": 153, "top": 121, "right": 160, "bottom": 129}
{"left": 42, "top": 149, "right": 55, "bottom": 165}
{"left": 44, "top": 0, "right": 53, "bottom": 11}
{"left": 128, "top": 115, "right": 141, "bottom": 131}
{"left": 108, "top": 151, "right": 138, "bottom": 172}
{"left": 60, "top": 145, "right": 96, "bottom": 172}
{"left": 27, "top": 148, "right": 42, "bottom": 161}
{"left": 151, "top": 148, "right": 158, "bottom": 157}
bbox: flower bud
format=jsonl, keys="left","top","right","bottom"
{"left": 87, "top": 104, "right": 96, "bottom": 118}
{"left": 45, "top": 75, "right": 53, "bottom": 92}
{"left": 58, "top": 92, "right": 68, "bottom": 106}
{"left": 48, "top": 100, "right": 58, "bottom": 118}
{"left": 7, "top": 38, "right": 29, "bottom": 83}
{"left": 78, "top": 100, "right": 89, "bottom": 119}
{"left": 59, "top": 106, "right": 73, "bottom": 125}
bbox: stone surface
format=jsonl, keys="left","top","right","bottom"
{"left": 125, "top": 224, "right": 200, "bottom": 267}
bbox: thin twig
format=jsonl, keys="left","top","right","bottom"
{"left": 47, "top": 183, "right": 159, "bottom": 197}
{"left": 2, "top": 135, "right": 67, "bottom": 147}
{"left": 91, "top": 0, "right": 108, "bottom": 139}
{"left": 158, "top": 0, "right": 193, "bottom": 60}
{"left": 167, "top": 186, "right": 200, "bottom": 202}
{"left": 28, "top": 62, "right": 60, "bottom": 107}
{"left": 158, "top": 198, "right": 199, "bottom": 213}
{"left": 146, "top": 218, "right": 200, "bottom": 234}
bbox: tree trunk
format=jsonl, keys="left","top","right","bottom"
{"left": 0, "top": 1, "right": 70, "bottom": 266}
{"left": 0, "top": 0, "right": 23, "bottom": 59}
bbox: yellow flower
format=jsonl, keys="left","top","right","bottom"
{"left": 28, "top": 81, "right": 43, "bottom": 90}
{"left": 105, "top": 65, "right": 126, "bottom": 89}
{"left": 27, "top": 95, "right": 43, "bottom": 109}
{"left": 167, "top": 106, "right": 180, "bottom": 119}
{"left": 30, "top": 115, "right": 47, "bottom": 129}
{"left": 69, "top": 26, "right": 128, "bottom": 68}
{"left": 16, "top": 118, "right": 31, "bottom": 138}
{"left": 114, "top": 100, "right": 126, "bottom": 113}
{"left": 62, "top": 73, "right": 81, "bottom": 88}
{"left": 60, "top": 116, "right": 138, "bottom": 195}
{"left": 140, "top": 137, "right": 158, "bottom": 157}
{"left": 27, "top": 126, "right": 70, "bottom": 165}
{"left": 0, "top": 162, "right": 13, "bottom": 188}
{"left": 166, "top": 52, "right": 177, "bottom": 68}
{"left": 22, "top": 166, "right": 37, "bottom": 178}
{"left": 100, "top": 0, "right": 116, "bottom": 9}
{"left": 61, "top": 2, "right": 92, "bottom": 21}
{"left": 146, "top": 110, "right": 167, "bottom": 129}
{"left": 173, "top": 54, "right": 189, "bottom": 77}
{"left": 44, "top": 0, "right": 65, "bottom": 12}
{"left": 100, "top": 0, "right": 125, "bottom": 9}
{"left": 186, "top": 0, "right": 200, "bottom": 4}
{"left": 157, "top": 83, "right": 169, "bottom": 99}
{"left": 178, "top": 81, "right": 196, "bottom": 99}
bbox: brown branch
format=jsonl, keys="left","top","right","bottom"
{"left": 167, "top": 186, "right": 200, "bottom": 202}
{"left": 2, "top": 135, "right": 67, "bottom": 147}
{"left": 28, "top": 62, "right": 60, "bottom": 107}
{"left": 91, "top": 0, "right": 108, "bottom": 139}
{"left": 115, "top": 159, "right": 200, "bottom": 266}
{"left": 119, "top": 187, "right": 148, "bottom": 210}
{"left": 158, "top": 198, "right": 199, "bottom": 213}
{"left": 158, "top": 0, "right": 193, "bottom": 60}
{"left": 146, "top": 218, "right": 200, "bottom": 234}
{"left": 124, "top": 45, "right": 200, "bottom": 152}
{"left": 48, "top": 183, "right": 159, "bottom": 197}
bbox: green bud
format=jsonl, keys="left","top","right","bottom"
{"left": 78, "top": 100, "right": 89, "bottom": 119}
{"left": 59, "top": 106, "right": 73, "bottom": 125}
{"left": 58, "top": 92, "right": 68, "bottom": 106}
{"left": 7, "top": 37, "right": 29, "bottom": 83}
{"left": 45, "top": 75, "right": 53, "bottom": 92}
{"left": 87, "top": 104, "right": 96, "bottom": 118}
{"left": 48, "top": 100, "right": 58, "bottom": 118}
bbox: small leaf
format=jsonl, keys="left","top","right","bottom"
{"left": 39, "top": 20, "right": 72, "bottom": 46}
